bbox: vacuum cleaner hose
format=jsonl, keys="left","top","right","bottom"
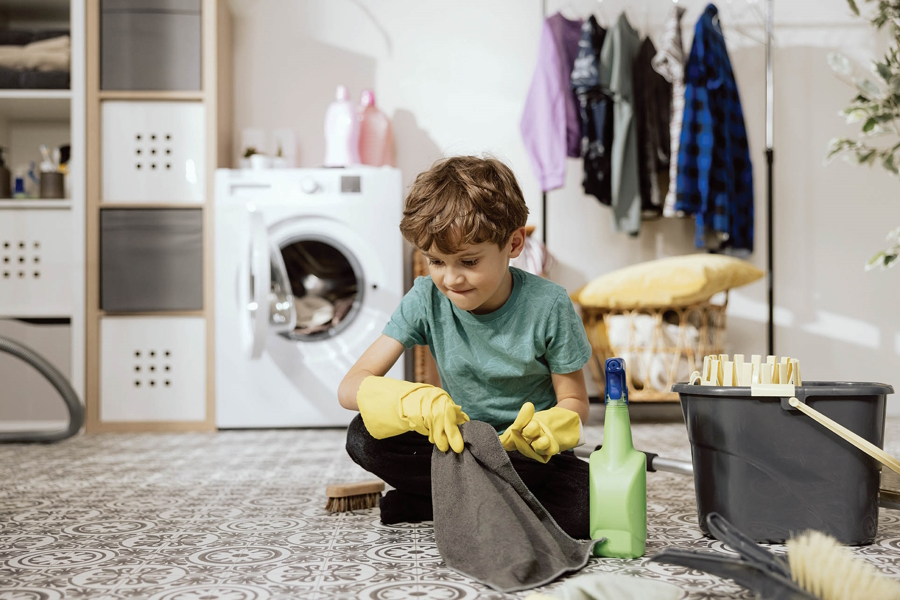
{"left": 0, "top": 335, "right": 84, "bottom": 443}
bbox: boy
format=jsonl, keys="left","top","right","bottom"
{"left": 338, "top": 156, "right": 592, "bottom": 538}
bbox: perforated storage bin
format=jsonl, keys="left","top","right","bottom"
{"left": 100, "top": 316, "right": 206, "bottom": 422}
{"left": 0, "top": 209, "right": 74, "bottom": 317}
{"left": 101, "top": 101, "right": 206, "bottom": 203}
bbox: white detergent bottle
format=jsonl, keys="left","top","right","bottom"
{"left": 358, "top": 89, "right": 394, "bottom": 167}
{"left": 324, "top": 85, "right": 361, "bottom": 167}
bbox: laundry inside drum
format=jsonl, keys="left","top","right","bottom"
{"left": 279, "top": 238, "right": 364, "bottom": 340}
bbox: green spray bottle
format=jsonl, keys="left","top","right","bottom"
{"left": 589, "top": 357, "right": 646, "bottom": 558}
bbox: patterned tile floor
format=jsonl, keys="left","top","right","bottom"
{"left": 2, "top": 419, "right": 900, "bottom": 600}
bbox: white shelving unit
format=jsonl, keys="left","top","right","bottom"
{"left": 0, "top": 90, "right": 72, "bottom": 120}
{"left": 85, "top": 0, "right": 231, "bottom": 432}
{"left": 0, "top": 199, "right": 73, "bottom": 208}
{"left": 0, "top": 0, "right": 85, "bottom": 427}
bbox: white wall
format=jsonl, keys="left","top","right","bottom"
{"left": 232, "top": 0, "right": 900, "bottom": 406}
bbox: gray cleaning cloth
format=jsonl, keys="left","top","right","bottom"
{"left": 432, "top": 420, "right": 597, "bottom": 592}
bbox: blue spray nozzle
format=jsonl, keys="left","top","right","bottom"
{"left": 605, "top": 358, "right": 628, "bottom": 403}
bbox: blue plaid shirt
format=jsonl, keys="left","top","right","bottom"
{"left": 675, "top": 4, "right": 754, "bottom": 252}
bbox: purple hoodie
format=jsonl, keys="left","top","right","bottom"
{"left": 520, "top": 13, "right": 583, "bottom": 192}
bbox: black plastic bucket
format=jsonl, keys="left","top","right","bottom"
{"left": 672, "top": 381, "right": 894, "bottom": 544}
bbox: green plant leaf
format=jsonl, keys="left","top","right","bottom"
{"left": 857, "top": 78, "right": 882, "bottom": 98}
{"left": 830, "top": 1, "right": 900, "bottom": 275}
{"left": 866, "top": 252, "right": 884, "bottom": 271}
{"left": 825, "top": 138, "right": 854, "bottom": 163}
{"left": 827, "top": 137, "right": 851, "bottom": 151}
{"left": 886, "top": 226, "right": 900, "bottom": 243}
{"left": 826, "top": 142, "right": 846, "bottom": 163}
{"left": 866, "top": 252, "right": 886, "bottom": 271}
{"left": 828, "top": 52, "right": 853, "bottom": 76}
{"left": 857, "top": 148, "right": 877, "bottom": 163}
{"left": 846, "top": 108, "right": 868, "bottom": 123}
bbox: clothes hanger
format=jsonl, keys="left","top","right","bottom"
{"left": 720, "top": 0, "right": 769, "bottom": 48}
{"left": 557, "top": 0, "right": 583, "bottom": 21}
{"left": 668, "top": 0, "right": 687, "bottom": 32}
{"left": 594, "top": 0, "right": 608, "bottom": 27}
{"left": 641, "top": 2, "right": 650, "bottom": 38}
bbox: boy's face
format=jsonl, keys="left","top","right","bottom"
{"left": 422, "top": 228, "right": 526, "bottom": 314}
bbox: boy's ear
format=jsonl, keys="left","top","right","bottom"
{"left": 507, "top": 227, "right": 527, "bottom": 259}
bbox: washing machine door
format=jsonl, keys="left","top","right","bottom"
{"left": 242, "top": 209, "right": 296, "bottom": 359}
{"left": 267, "top": 215, "right": 403, "bottom": 383}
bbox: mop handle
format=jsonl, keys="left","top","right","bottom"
{"left": 788, "top": 397, "right": 900, "bottom": 476}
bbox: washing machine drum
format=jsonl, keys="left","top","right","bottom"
{"left": 279, "top": 238, "right": 363, "bottom": 341}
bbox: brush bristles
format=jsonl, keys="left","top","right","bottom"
{"left": 787, "top": 530, "right": 900, "bottom": 600}
{"left": 325, "top": 492, "right": 381, "bottom": 513}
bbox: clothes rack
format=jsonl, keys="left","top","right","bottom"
{"left": 765, "top": 0, "right": 774, "bottom": 356}
{"left": 541, "top": 0, "right": 547, "bottom": 247}
{"left": 536, "top": 0, "right": 776, "bottom": 355}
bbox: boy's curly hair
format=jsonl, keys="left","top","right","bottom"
{"left": 400, "top": 155, "right": 529, "bottom": 254}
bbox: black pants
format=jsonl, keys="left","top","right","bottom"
{"left": 345, "top": 415, "right": 590, "bottom": 539}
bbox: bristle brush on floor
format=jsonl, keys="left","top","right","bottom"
{"left": 787, "top": 530, "right": 900, "bottom": 600}
{"left": 652, "top": 513, "right": 900, "bottom": 600}
{"left": 325, "top": 480, "right": 385, "bottom": 513}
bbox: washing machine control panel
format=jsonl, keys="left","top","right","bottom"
{"left": 222, "top": 169, "right": 378, "bottom": 203}
{"left": 340, "top": 175, "right": 361, "bottom": 193}
{"left": 297, "top": 174, "right": 362, "bottom": 196}
{"left": 300, "top": 177, "right": 319, "bottom": 194}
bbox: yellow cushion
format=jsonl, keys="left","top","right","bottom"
{"left": 572, "top": 254, "right": 764, "bottom": 309}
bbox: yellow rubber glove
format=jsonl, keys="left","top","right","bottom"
{"left": 357, "top": 376, "right": 469, "bottom": 453}
{"left": 499, "top": 402, "right": 582, "bottom": 463}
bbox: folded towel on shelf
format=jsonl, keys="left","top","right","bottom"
{"left": 0, "top": 35, "right": 70, "bottom": 72}
{"left": 431, "top": 420, "right": 596, "bottom": 593}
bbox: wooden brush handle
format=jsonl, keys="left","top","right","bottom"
{"left": 326, "top": 480, "right": 385, "bottom": 498}
{"left": 788, "top": 398, "right": 900, "bottom": 476}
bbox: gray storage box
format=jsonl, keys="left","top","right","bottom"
{"left": 101, "top": 0, "right": 201, "bottom": 91}
{"left": 101, "top": 209, "right": 203, "bottom": 312}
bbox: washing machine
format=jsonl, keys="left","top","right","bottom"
{"left": 214, "top": 167, "right": 405, "bottom": 428}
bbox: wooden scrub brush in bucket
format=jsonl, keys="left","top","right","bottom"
{"left": 652, "top": 513, "right": 900, "bottom": 600}
{"left": 325, "top": 480, "right": 385, "bottom": 513}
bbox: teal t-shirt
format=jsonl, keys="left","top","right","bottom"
{"left": 383, "top": 267, "right": 592, "bottom": 431}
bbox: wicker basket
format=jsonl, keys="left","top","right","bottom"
{"left": 578, "top": 295, "right": 728, "bottom": 402}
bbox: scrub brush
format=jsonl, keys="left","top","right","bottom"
{"left": 324, "top": 480, "right": 384, "bottom": 513}
{"left": 787, "top": 530, "right": 900, "bottom": 600}
{"left": 652, "top": 513, "right": 900, "bottom": 600}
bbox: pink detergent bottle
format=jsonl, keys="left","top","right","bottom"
{"left": 358, "top": 89, "right": 394, "bottom": 167}
{"left": 324, "top": 85, "right": 360, "bottom": 167}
